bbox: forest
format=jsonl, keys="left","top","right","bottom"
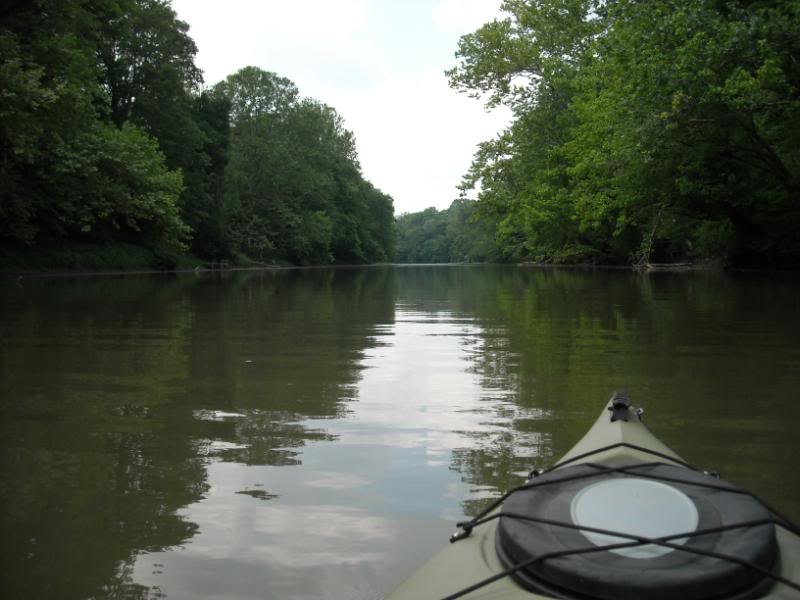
{"left": 444, "top": 0, "right": 800, "bottom": 267}
{"left": 2, "top": 0, "right": 798, "bottom": 270}
{"left": 395, "top": 199, "right": 501, "bottom": 263}
{"left": 0, "top": 0, "right": 395, "bottom": 269}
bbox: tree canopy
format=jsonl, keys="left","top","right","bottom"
{"left": 216, "top": 67, "right": 395, "bottom": 265}
{"left": 451, "top": 0, "right": 800, "bottom": 266}
{"left": 395, "top": 199, "right": 501, "bottom": 263}
{"left": 0, "top": 0, "right": 191, "bottom": 252}
{"left": 5, "top": 0, "right": 796, "bottom": 270}
{"left": 0, "top": 0, "right": 395, "bottom": 268}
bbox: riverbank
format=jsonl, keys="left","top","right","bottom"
{"left": 0, "top": 241, "right": 282, "bottom": 276}
{"left": 0, "top": 242, "right": 196, "bottom": 274}
{"left": 0, "top": 242, "right": 394, "bottom": 277}
{"left": 515, "top": 258, "right": 727, "bottom": 272}
{"left": 3, "top": 243, "right": 794, "bottom": 278}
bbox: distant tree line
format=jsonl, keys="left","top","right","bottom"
{"left": 0, "top": 0, "right": 395, "bottom": 267}
{"left": 449, "top": 0, "right": 800, "bottom": 267}
{"left": 395, "top": 199, "right": 501, "bottom": 263}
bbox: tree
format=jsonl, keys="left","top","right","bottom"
{"left": 181, "top": 90, "right": 231, "bottom": 258}
{"left": 0, "top": 0, "right": 189, "bottom": 252}
{"left": 217, "top": 67, "right": 395, "bottom": 265}
{"left": 97, "top": 0, "right": 203, "bottom": 165}
{"left": 451, "top": 0, "right": 800, "bottom": 266}
{"left": 215, "top": 65, "right": 299, "bottom": 123}
{"left": 94, "top": 0, "right": 233, "bottom": 258}
{"left": 395, "top": 200, "right": 500, "bottom": 263}
{"left": 48, "top": 122, "right": 189, "bottom": 250}
{"left": 1, "top": 4, "right": 394, "bottom": 267}
{"left": 449, "top": 0, "right": 606, "bottom": 263}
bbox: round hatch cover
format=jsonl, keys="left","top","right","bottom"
{"left": 495, "top": 463, "right": 777, "bottom": 600}
{"left": 570, "top": 478, "right": 699, "bottom": 559}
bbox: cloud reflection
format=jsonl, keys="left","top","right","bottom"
{"left": 304, "top": 472, "right": 370, "bottom": 490}
{"left": 328, "top": 309, "right": 550, "bottom": 475}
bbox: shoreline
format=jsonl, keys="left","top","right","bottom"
{"left": 3, "top": 260, "right": 798, "bottom": 280}
{"left": 0, "top": 262, "right": 406, "bottom": 279}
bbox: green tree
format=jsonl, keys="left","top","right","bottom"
{"left": 395, "top": 200, "right": 499, "bottom": 263}
{"left": 451, "top": 0, "right": 800, "bottom": 266}
{"left": 567, "top": 0, "right": 800, "bottom": 264}
{"left": 95, "top": 0, "right": 232, "bottom": 259}
{"left": 217, "top": 67, "right": 394, "bottom": 265}
{"left": 181, "top": 91, "right": 232, "bottom": 259}
{"left": 1, "top": 3, "right": 393, "bottom": 267}
{"left": 215, "top": 65, "right": 299, "bottom": 123}
{"left": 449, "top": 0, "right": 604, "bottom": 263}
{"left": 0, "top": 0, "right": 105, "bottom": 243}
{"left": 218, "top": 68, "right": 309, "bottom": 261}
{"left": 0, "top": 0, "right": 189, "bottom": 252}
{"left": 97, "top": 0, "right": 203, "bottom": 166}
{"left": 49, "top": 122, "right": 189, "bottom": 250}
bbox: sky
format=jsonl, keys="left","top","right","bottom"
{"left": 169, "top": 0, "right": 511, "bottom": 215}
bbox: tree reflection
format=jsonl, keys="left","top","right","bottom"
{"left": 394, "top": 266, "right": 800, "bottom": 519}
{"left": 0, "top": 267, "right": 396, "bottom": 599}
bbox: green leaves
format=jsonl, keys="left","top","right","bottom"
{"left": 50, "top": 122, "right": 188, "bottom": 249}
{"left": 448, "top": 0, "right": 602, "bottom": 110}
{"left": 1, "top": 3, "right": 393, "bottom": 266}
{"left": 452, "top": 0, "right": 800, "bottom": 266}
{"left": 0, "top": 0, "right": 193, "bottom": 254}
{"left": 216, "top": 67, "right": 299, "bottom": 124}
{"left": 217, "top": 67, "right": 394, "bottom": 265}
{"left": 396, "top": 200, "right": 500, "bottom": 263}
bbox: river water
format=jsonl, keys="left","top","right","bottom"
{"left": 1, "top": 265, "right": 798, "bottom": 599}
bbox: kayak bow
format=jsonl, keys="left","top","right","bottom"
{"left": 387, "top": 392, "right": 800, "bottom": 600}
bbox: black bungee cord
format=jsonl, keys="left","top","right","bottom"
{"left": 445, "top": 442, "right": 800, "bottom": 600}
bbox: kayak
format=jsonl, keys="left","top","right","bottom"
{"left": 387, "top": 392, "right": 800, "bottom": 600}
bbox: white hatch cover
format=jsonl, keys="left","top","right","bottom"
{"left": 570, "top": 478, "right": 700, "bottom": 559}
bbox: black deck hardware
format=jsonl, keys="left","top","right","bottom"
{"left": 608, "top": 390, "right": 631, "bottom": 422}
{"left": 445, "top": 442, "right": 800, "bottom": 600}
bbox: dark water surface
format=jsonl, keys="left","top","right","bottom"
{"left": 1, "top": 265, "right": 798, "bottom": 599}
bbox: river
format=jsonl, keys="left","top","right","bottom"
{"left": 1, "top": 265, "right": 798, "bottom": 599}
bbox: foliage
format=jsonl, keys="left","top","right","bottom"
{"left": 181, "top": 91, "right": 232, "bottom": 258}
{"left": 90, "top": 0, "right": 226, "bottom": 258}
{"left": 217, "top": 67, "right": 395, "bottom": 265}
{"left": 452, "top": 0, "right": 800, "bottom": 266}
{"left": 395, "top": 199, "right": 501, "bottom": 263}
{"left": 51, "top": 122, "right": 189, "bottom": 250}
{"left": 0, "top": 0, "right": 191, "bottom": 253}
{"left": 0, "top": 241, "right": 200, "bottom": 271}
{"left": 0, "top": 1, "right": 395, "bottom": 268}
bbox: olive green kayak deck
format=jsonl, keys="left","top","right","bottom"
{"left": 387, "top": 401, "right": 799, "bottom": 599}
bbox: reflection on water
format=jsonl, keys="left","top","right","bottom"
{"left": 1, "top": 266, "right": 798, "bottom": 599}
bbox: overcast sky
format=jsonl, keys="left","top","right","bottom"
{"left": 170, "top": 0, "right": 511, "bottom": 215}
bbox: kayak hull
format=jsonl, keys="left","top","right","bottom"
{"left": 387, "top": 400, "right": 799, "bottom": 599}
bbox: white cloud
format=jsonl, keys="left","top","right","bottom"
{"left": 174, "top": 0, "right": 377, "bottom": 86}
{"left": 264, "top": 0, "right": 369, "bottom": 41}
{"left": 329, "top": 68, "right": 509, "bottom": 213}
{"left": 433, "top": 0, "right": 504, "bottom": 33}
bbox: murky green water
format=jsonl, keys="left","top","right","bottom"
{"left": 1, "top": 265, "right": 798, "bottom": 600}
